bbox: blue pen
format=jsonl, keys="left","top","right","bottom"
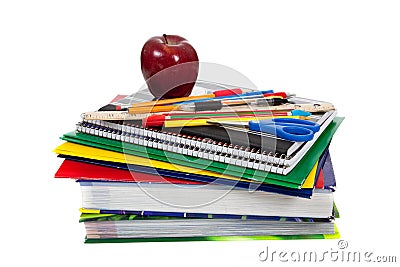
{"left": 174, "top": 90, "right": 275, "bottom": 106}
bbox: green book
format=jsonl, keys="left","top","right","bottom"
{"left": 61, "top": 117, "right": 343, "bottom": 189}
{"left": 80, "top": 213, "right": 340, "bottom": 243}
{"left": 84, "top": 231, "right": 340, "bottom": 243}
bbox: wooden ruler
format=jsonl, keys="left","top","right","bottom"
{"left": 81, "top": 111, "right": 147, "bottom": 121}
{"left": 81, "top": 102, "right": 334, "bottom": 121}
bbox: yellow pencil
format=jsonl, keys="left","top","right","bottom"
{"left": 163, "top": 115, "right": 304, "bottom": 128}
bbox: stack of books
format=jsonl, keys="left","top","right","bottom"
{"left": 53, "top": 84, "right": 343, "bottom": 243}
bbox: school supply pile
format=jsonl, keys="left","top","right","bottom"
{"left": 53, "top": 83, "right": 343, "bottom": 243}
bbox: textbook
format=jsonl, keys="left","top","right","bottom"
{"left": 84, "top": 230, "right": 340, "bottom": 243}
{"left": 80, "top": 212, "right": 336, "bottom": 240}
{"left": 80, "top": 181, "right": 334, "bottom": 218}
{"left": 80, "top": 201, "right": 341, "bottom": 243}
{"left": 76, "top": 147, "right": 336, "bottom": 219}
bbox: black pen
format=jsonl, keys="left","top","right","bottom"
{"left": 187, "top": 97, "right": 289, "bottom": 112}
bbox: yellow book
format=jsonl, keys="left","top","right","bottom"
{"left": 54, "top": 142, "right": 317, "bottom": 189}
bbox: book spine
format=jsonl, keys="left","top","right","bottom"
{"left": 76, "top": 120, "right": 289, "bottom": 171}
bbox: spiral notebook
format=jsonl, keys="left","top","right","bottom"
{"left": 74, "top": 110, "right": 336, "bottom": 176}
{"left": 59, "top": 116, "right": 343, "bottom": 188}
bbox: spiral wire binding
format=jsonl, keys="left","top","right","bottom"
{"left": 76, "top": 119, "right": 289, "bottom": 174}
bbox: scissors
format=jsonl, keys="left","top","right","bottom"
{"left": 209, "top": 118, "right": 320, "bottom": 142}
{"left": 248, "top": 118, "right": 320, "bottom": 142}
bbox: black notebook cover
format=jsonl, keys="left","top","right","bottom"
{"left": 167, "top": 125, "right": 295, "bottom": 156}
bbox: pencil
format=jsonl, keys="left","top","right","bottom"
{"left": 128, "top": 96, "right": 286, "bottom": 114}
{"left": 163, "top": 115, "right": 304, "bottom": 128}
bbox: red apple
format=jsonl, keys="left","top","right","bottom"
{"left": 140, "top": 34, "right": 199, "bottom": 99}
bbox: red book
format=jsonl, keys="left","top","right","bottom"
{"left": 56, "top": 159, "right": 326, "bottom": 188}
{"left": 54, "top": 160, "right": 203, "bottom": 185}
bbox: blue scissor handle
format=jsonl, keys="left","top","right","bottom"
{"left": 248, "top": 118, "right": 320, "bottom": 142}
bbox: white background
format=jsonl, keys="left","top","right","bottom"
{"left": 1, "top": 0, "right": 399, "bottom": 266}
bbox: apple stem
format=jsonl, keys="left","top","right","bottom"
{"left": 163, "top": 34, "right": 168, "bottom": 44}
